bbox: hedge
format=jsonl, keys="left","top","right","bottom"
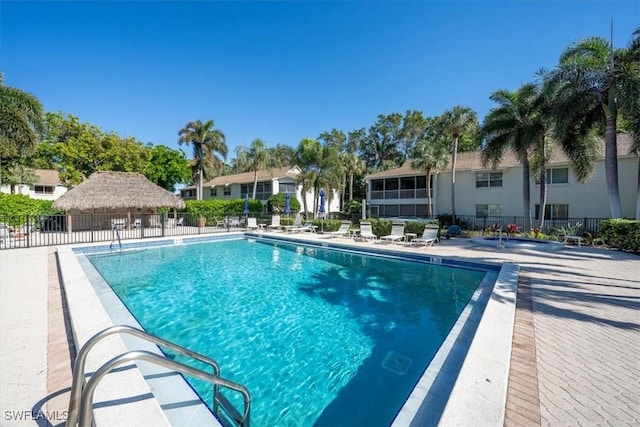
{"left": 599, "top": 219, "right": 640, "bottom": 252}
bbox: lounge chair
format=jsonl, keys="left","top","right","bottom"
{"left": 292, "top": 221, "right": 317, "bottom": 233}
{"left": 149, "top": 216, "right": 163, "bottom": 228}
{"left": 326, "top": 221, "right": 352, "bottom": 238}
{"left": 246, "top": 217, "right": 260, "bottom": 231}
{"left": 176, "top": 217, "right": 184, "bottom": 226}
{"left": 413, "top": 226, "right": 439, "bottom": 247}
{"left": 380, "top": 222, "right": 405, "bottom": 244}
{"left": 132, "top": 218, "right": 142, "bottom": 228}
{"left": 356, "top": 221, "right": 377, "bottom": 242}
{"left": 267, "top": 215, "right": 282, "bottom": 231}
{"left": 283, "top": 213, "right": 303, "bottom": 233}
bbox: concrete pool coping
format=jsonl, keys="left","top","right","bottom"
{"left": 57, "top": 231, "right": 518, "bottom": 426}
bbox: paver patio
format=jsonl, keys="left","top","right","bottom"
{"left": 1, "top": 235, "right": 638, "bottom": 426}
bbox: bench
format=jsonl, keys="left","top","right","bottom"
{"left": 564, "top": 235, "right": 583, "bottom": 248}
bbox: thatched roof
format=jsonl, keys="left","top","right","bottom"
{"left": 53, "top": 171, "right": 185, "bottom": 210}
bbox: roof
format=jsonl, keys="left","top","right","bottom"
{"left": 182, "top": 166, "right": 301, "bottom": 190}
{"left": 34, "top": 169, "right": 63, "bottom": 186}
{"left": 366, "top": 134, "right": 635, "bottom": 180}
{"left": 53, "top": 171, "right": 185, "bottom": 210}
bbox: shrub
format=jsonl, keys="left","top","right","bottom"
{"left": 0, "top": 194, "right": 61, "bottom": 227}
{"left": 185, "top": 199, "right": 261, "bottom": 225}
{"left": 267, "top": 193, "right": 301, "bottom": 215}
{"left": 599, "top": 219, "right": 640, "bottom": 252}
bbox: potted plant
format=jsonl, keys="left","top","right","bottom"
{"left": 198, "top": 216, "right": 206, "bottom": 227}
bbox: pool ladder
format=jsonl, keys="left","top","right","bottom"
{"left": 66, "top": 325, "right": 251, "bottom": 427}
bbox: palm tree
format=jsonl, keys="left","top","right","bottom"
{"left": 617, "top": 28, "right": 640, "bottom": 218}
{"left": 178, "top": 119, "right": 227, "bottom": 200}
{"left": 547, "top": 32, "right": 640, "bottom": 218}
{"left": 295, "top": 138, "right": 322, "bottom": 216}
{"left": 235, "top": 138, "right": 278, "bottom": 199}
{"left": 442, "top": 106, "right": 478, "bottom": 223}
{"left": 0, "top": 74, "right": 44, "bottom": 188}
{"left": 411, "top": 136, "right": 449, "bottom": 218}
{"left": 481, "top": 83, "right": 554, "bottom": 230}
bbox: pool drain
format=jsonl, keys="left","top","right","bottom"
{"left": 382, "top": 351, "right": 412, "bottom": 375}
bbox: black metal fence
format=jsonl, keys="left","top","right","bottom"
{"left": 445, "top": 215, "right": 607, "bottom": 235}
{"left": 0, "top": 212, "right": 272, "bottom": 250}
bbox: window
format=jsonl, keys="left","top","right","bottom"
{"left": 224, "top": 186, "right": 231, "bottom": 196}
{"left": 548, "top": 168, "right": 568, "bottom": 184}
{"left": 476, "top": 204, "right": 503, "bottom": 217}
{"left": 535, "top": 204, "right": 569, "bottom": 220}
{"left": 241, "top": 182, "right": 272, "bottom": 200}
{"left": 475, "top": 172, "right": 503, "bottom": 188}
{"left": 279, "top": 182, "right": 296, "bottom": 194}
{"left": 34, "top": 185, "right": 54, "bottom": 194}
{"left": 370, "top": 180, "right": 384, "bottom": 191}
{"left": 537, "top": 168, "right": 569, "bottom": 184}
{"left": 210, "top": 187, "right": 218, "bottom": 197}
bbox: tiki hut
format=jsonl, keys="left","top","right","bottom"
{"left": 53, "top": 171, "right": 185, "bottom": 232}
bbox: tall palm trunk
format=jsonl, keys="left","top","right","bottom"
{"left": 252, "top": 169, "right": 258, "bottom": 200}
{"left": 636, "top": 157, "right": 640, "bottom": 219}
{"left": 451, "top": 135, "right": 459, "bottom": 224}
{"left": 349, "top": 173, "right": 354, "bottom": 201}
{"left": 521, "top": 158, "right": 532, "bottom": 231}
{"left": 604, "top": 115, "right": 621, "bottom": 218}
{"left": 538, "top": 165, "right": 548, "bottom": 230}
{"left": 426, "top": 167, "right": 433, "bottom": 218}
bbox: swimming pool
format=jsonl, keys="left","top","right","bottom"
{"left": 83, "top": 237, "right": 489, "bottom": 426}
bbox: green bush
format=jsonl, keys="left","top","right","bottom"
{"left": 0, "top": 194, "right": 61, "bottom": 227}
{"left": 267, "top": 193, "right": 301, "bottom": 214}
{"left": 185, "top": 199, "right": 262, "bottom": 225}
{"left": 600, "top": 219, "right": 640, "bottom": 252}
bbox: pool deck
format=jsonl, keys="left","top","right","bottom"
{"left": 1, "top": 233, "right": 639, "bottom": 426}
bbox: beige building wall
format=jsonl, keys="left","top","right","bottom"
{"left": 433, "top": 156, "right": 637, "bottom": 219}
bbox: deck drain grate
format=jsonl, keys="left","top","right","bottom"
{"left": 382, "top": 351, "right": 412, "bottom": 375}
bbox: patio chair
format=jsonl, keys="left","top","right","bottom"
{"left": 176, "top": 217, "right": 184, "bottom": 226}
{"left": 267, "top": 215, "right": 282, "bottom": 231}
{"left": 283, "top": 213, "right": 303, "bottom": 233}
{"left": 246, "top": 217, "right": 260, "bottom": 231}
{"left": 326, "top": 221, "right": 352, "bottom": 238}
{"left": 356, "top": 221, "right": 377, "bottom": 242}
{"left": 149, "top": 216, "right": 162, "bottom": 228}
{"left": 380, "top": 222, "right": 405, "bottom": 244}
{"left": 132, "top": 218, "right": 142, "bottom": 228}
{"left": 413, "top": 226, "right": 439, "bottom": 247}
{"left": 292, "top": 221, "right": 317, "bottom": 233}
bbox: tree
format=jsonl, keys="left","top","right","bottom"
{"left": 0, "top": 75, "right": 44, "bottom": 188}
{"left": 178, "top": 119, "right": 227, "bottom": 200}
{"left": 145, "top": 144, "right": 192, "bottom": 192}
{"left": 442, "top": 106, "right": 478, "bottom": 222}
{"left": 481, "top": 83, "right": 554, "bottom": 230}
{"left": 547, "top": 32, "right": 640, "bottom": 218}
{"left": 410, "top": 125, "right": 449, "bottom": 218}
{"left": 34, "top": 112, "right": 151, "bottom": 185}
{"left": 361, "top": 113, "right": 405, "bottom": 170}
{"left": 617, "top": 28, "right": 640, "bottom": 218}
{"left": 234, "top": 138, "right": 278, "bottom": 199}
{"left": 294, "top": 138, "right": 322, "bottom": 216}
{"left": 345, "top": 128, "right": 367, "bottom": 202}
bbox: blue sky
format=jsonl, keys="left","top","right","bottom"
{"left": 1, "top": 1, "right": 638, "bottom": 160}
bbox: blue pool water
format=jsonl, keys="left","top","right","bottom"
{"left": 87, "top": 238, "right": 487, "bottom": 426}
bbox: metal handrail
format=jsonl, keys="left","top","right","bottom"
{"left": 66, "top": 325, "right": 225, "bottom": 426}
{"left": 77, "top": 350, "right": 251, "bottom": 427}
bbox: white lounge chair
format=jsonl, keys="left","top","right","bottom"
{"left": 246, "top": 217, "right": 260, "bottom": 231}
{"left": 380, "top": 222, "right": 405, "bottom": 244}
{"left": 413, "top": 226, "right": 439, "bottom": 247}
{"left": 149, "top": 216, "right": 162, "bottom": 228}
{"left": 357, "top": 221, "right": 377, "bottom": 242}
{"left": 283, "top": 213, "right": 303, "bottom": 233}
{"left": 267, "top": 215, "right": 282, "bottom": 231}
{"left": 326, "top": 221, "right": 352, "bottom": 238}
{"left": 292, "top": 221, "right": 317, "bottom": 233}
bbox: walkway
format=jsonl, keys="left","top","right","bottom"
{"left": 0, "top": 236, "right": 638, "bottom": 426}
